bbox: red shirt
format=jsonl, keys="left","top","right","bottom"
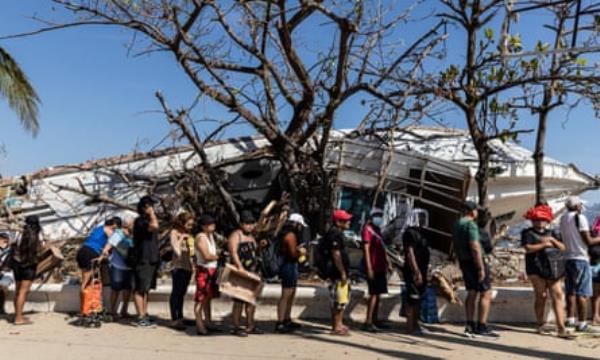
{"left": 362, "top": 224, "right": 388, "bottom": 273}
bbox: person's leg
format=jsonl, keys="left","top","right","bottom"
{"left": 405, "top": 301, "right": 416, "bottom": 333}
{"left": 278, "top": 287, "right": 292, "bottom": 323}
{"left": 232, "top": 301, "right": 243, "bottom": 329}
{"left": 169, "top": 269, "right": 183, "bottom": 321}
{"left": 180, "top": 270, "right": 192, "bottom": 320}
{"left": 477, "top": 290, "right": 492, "bottom": 325}
{"left": 204, "top": 298, "right": 212, "bottom": 325}
{"left": 593, "top": 283, "right": 600, "bottom": 325}
{"left": 14, "top": 280, "right": 32, "bottom": 324}
{"left": 465, "top": 290, "right": 477, "bottom": 325}
{"left": 285, "top": 288, "right": 297, "bottom": 322}
{"left": 576, "top": 296, "right": 589, "bottom": 324}
{"left": 195, "top": 299, "right": 207, "bottom": 334}
{"left": 333, "top": 308, "right": 344, "bottom": 332}
{"left": 121, "top": 290, "right": 131, "bottom": 316}
{"left": 548, "top": 279, "right": 566, "bottom": 331}
{"left": 529, "top": 276, "right": 548, "bottom": 327}
{"left": 246, "top": 304, "right": 256, "bottom": 330}
{"left": 0, "top": 288, "right": 6, "bottom": 315}
{"left": 110, "top": 290, "right": 120, "bottom": 315}
{"left": 366, "top": 294, "right": 377, "bottom": 325}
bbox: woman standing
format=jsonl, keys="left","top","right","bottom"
{"left": 11, "top": 215, "right": 42, "bottom": 325}
{"left": 168, "top": 212, "right": 195, "bottom": 330}
{"left": 228, "top": 210, "right": 262, "bottom": 337}
{"left": 521, "top": 204, "right": 571, "bottom": 338}
{"left": 194, "top": 215, "right": 220, "bottom": 335}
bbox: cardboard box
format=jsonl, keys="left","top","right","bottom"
{"left": 218, "top": 263, "right": 263, "bottom": 305}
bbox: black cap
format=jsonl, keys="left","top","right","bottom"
{"left": 198, "top": 214, "right": 216, "bottom": 226}
{"left": 137, "top": 195, "right": 158, "bottom": 214}
{"left": 462, "top": 201, "right": 478, "bottom": 212}
{"left": 0, "top": 232, "right": 9, "bottom": 239}
{"left": 240, "top": 210, "right": 256, "bottom": 224}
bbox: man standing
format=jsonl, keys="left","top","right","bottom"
{"left": 452, "top": 201, "right": 498, "bottom": 339}
{"left": 132, "top": 195, "right": 160, "bottom": 328}
{"left": 321, "top": 209, "right": 352, "bottom": 336}
{"left": 559, "top": 196, "right": 600, "bottom": 333}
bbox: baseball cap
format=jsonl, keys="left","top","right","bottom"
{"left": 288, "top": 213, "right": 308, "bottom": 227}
{"left": 332, "top": 209, "right": 353, "bottom": 222}
{"left": 240, "top": 210, "right": 257, "bottom": 224}
{"left": 566, "top": 196, "right": 582, "bottom": 209}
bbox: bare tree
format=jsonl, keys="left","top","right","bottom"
{"left": 12, "top": 0, "right": 447, "bottom": 228}
{"left": 423, "top": 0, "right": 600, "bottom": 208}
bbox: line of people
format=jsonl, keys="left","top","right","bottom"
{"left": 3, "top": 194, "right": 600, "bottom": 340}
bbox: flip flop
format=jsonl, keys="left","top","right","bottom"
{"left": 14, "top": 320, "right": 33, "bottom": 326}
{"left": 330, "top": 328, "right": 350, "bottom": 336}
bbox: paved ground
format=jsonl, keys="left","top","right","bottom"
{"left": 1, "top": 313, "right": 599, "bottom": 360}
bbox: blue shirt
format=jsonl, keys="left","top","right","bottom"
{"left": 83, "top": 226, "right": 109, "bottom": 254}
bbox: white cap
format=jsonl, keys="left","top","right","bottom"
{"left": 566, "top": 196, "right": 583, "bottom": 209}
{"left": 370, "top": 208, "right": 384, "bottom": 217}
{"left": 288, "top": 213, "right": 308, "bottom": 227}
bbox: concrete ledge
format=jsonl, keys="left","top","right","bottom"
{"left": 1, "top": 283, "right": 563, "bottom": 323}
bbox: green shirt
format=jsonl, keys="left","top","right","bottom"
{"left": 452, "top": 217, "right": 480, "bottom": 262}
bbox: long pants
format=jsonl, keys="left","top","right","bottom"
{"left": 169, "top": 268, "right": 192, "bottom": 321}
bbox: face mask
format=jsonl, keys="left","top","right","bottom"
{"left": 372, "top": 217, "right": 384, "bottom": 228}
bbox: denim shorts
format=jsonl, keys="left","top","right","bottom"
{"left": 565, "top": 260, "right": 593, "bottom": 297}
{"left": 590, "top": 263, "right": 600, "bottom": 284}
{"left": 280, "top": 262, "right": 298, "bottom": 289}
{"left": 110, "top": 266, "right": 133, "bottom": 291}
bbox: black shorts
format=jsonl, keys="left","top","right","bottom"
{"left": 134, "top": 262, "right": 158, "bottom": 293}
{"left": 459, "top": 260, "right": 491, "bottom": 293}
{"left": 402, "top": 269, "right": 427, "bottom": 305}
{"left": 367, "top": 272, "right": 388, "bottom": 295}
{"left": 76, "top": 246, "right": 100, "bottom": 271}
{"left": 12, "top": 262, "right": 37, "bottom": 282}
{"left": 280, "top": 262, "right": 298, "bottom": 289}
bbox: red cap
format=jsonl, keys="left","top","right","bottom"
{"left": 332, "top": 209, "right": 353, "bottom": 222}
{"left": 524, "top": 205, "right": 554, "bottom": 222}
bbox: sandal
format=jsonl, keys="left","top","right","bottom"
{"left": 330, "top": 328, "right": 350, "bottom": 336}
{"left": 14, "top": 319, "right": 34, "bottom": 326}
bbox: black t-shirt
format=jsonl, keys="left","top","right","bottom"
{"left": 521, "top": 227, "right": 557, "bottom": 275}
{"left": 133, "top": 216, "right": 159, "bottom": 265}
{"left": 589, "top": 245, "right": 600, "bottom": 266}
{"left": 402, "top": 227, "right": 430, "bottom": 275}
{"left": 322, "top": 227, "right": 350, "bottom": 280}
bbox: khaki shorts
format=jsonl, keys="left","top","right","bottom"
{"left": 329, "top": 280, "right": 350, "bottom": 310}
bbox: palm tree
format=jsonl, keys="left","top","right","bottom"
{"left": 0, "top": 47, "right": 40, "bottom": 136}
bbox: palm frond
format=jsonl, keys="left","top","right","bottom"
{"left": 0, "top": 47, "right": 40, "bottom": 136}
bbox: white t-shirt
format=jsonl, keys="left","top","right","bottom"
{"left": 560, "top": 211, "right": 590, "bottom": 261}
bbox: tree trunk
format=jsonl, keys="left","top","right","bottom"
{"left": 533, "top": 108, "right": 549, "bottom": 205}
{"left": 475, "top": 144, "right": 491, "bottom": 209}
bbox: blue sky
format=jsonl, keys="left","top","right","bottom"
{"left": 1, "top": 1, "right": 599, "bottom": 189}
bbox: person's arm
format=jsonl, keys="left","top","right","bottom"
{"left": 405, "top": 246, "right": 422, "bottom": 286}
{"left": 581, "top": 231, "right": 600, "bottom": 247}
{"left": 332, "top": 249, "right": 347, "bottom": 283}
{"left": 228, "top": 230, "right": 243, "bottom": 270}
{"left": 546, "top": 235, "right": 566, "bottom": 251}
{"left": 468, "top": 221, "right": 485, "bottom": 282}
{"left": 100, "top": 242, "right": 113, "bottom": 260}
{"left": 170, "top": 230, "right": 182, "bottom": 258}
{"left": 362, "top": 228, "right": 374, "bottom": 280}
{"left": 196, "top": 234, "right": 219, "bottom": 262}
{"left": 522, "top": 231, "right": 552, "bottom": 253}
{"left": 147, "top": 207, "right": 159, "bottom": 231}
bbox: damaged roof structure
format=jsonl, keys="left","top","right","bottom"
{"left": 0, "top": 127, "right": 596, "bottom": 255}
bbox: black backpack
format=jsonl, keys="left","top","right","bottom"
{"left": 260, "top": 234, "right": 285, "bottom": 279}
{"left": 315, "top": 233, "right": 333, "bottom": 280}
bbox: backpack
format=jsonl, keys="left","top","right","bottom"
{"left": 315, "top": 234, "right": 333, "bottom": 280}
{"left": 260, "top": 234, "right": 285, "bottom": 279}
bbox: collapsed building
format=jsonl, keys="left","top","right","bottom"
{"left": 0, "top": 126, "right": 596, "bottom": 285}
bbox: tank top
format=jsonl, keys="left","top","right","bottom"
{"left": 196, "top": 233, "right": 218, "bottom": 269}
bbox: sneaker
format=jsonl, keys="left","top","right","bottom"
{"left": 474, "top": 324, "right": 500, "bottom": 340}
{"left": 135, "top": 317, "right": 156, "bottom": 328}
{"left": 557, "top": 328, "right": 576, "bottom": 339}
{"left": 463, "top": 324, "right": 475, "bottom": 338}
{"left": 575, "top": 324, "right": 600, "bottom": 335}
{"left": 231, "top": 327, "right": 248, "bottom": 337}
{"left": 536, "top": 324, "right": 553, "bottom": 335}
{"left": 275, "top": 322, "right": 292, "bottom": 334}
{"left": 285, "top": 320, "right": 302, "bottom": 330}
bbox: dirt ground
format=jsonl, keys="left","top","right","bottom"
{"left": 0, "top": 313, "right": 599, "bottom": 360}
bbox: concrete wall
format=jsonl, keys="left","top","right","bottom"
{"left": 1, "top": 284, "right": 562, "bottom": 324}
